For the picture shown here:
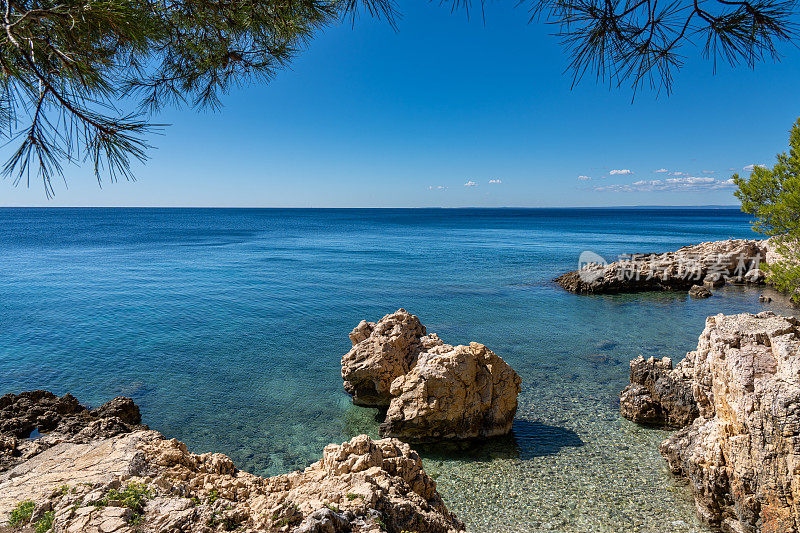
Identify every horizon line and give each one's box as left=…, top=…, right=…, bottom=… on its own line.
left=0, top=204, right=743, bottom=209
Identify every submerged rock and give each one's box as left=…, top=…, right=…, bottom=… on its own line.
left=621, top=312, right=800, bottom=532
left=0, top=395, right=465, bottom=533
left=556, top=239, right=765, bottom=294
left=342, top=310, right=522, bottom=442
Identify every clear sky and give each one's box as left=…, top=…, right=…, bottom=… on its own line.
left=2, top=3, right=800, bottom=207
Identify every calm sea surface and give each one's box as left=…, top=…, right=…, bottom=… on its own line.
left=1, top=207, right=795, bottom=532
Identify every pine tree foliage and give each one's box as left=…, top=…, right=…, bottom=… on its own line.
left=734, top=117, right=800, bottom=302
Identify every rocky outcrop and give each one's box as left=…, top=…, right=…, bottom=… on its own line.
left=621, top=312, right=800, bottom=532
left=619, top=356, right=698, bottom=428
left=341, top=310, right=522, bottom=442
left=381, top=342, right=521, bottom=442
left=0, top=395, right=464, bottom=533
left=556, top=239, right=766, bottom=294
left=0, top=390, right=144, bottom=471
left=341, top=309, right=433, bottom=407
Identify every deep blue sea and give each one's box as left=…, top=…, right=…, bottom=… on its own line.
left=1, top=207, right=794, bottom=532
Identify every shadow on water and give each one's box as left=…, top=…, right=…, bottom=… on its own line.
left=417, top=419, right=584, bottom=462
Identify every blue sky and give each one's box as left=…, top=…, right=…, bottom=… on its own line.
left=2, top=3, right=800, bottom=207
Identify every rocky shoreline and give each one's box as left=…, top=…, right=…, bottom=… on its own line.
left=555, top=238, right=771, bottom=295
left=0, top=391, right=465, bottom=533
left=620, top=311, right=800, bottom=532
left=4, top=283, right=799, bottom=531
left=1, top=309, right=525, bottom=533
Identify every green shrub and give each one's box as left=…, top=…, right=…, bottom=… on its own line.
left=8, top=500, right=35, bottom=527
left=93, top=482, right=151, bottom=524
left=35, top=511, right=55, bottom=533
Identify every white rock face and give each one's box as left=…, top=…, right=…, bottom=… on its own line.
left=341, top=309, right=430, bottom=407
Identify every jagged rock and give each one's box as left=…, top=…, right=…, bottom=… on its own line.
left=688, top=285, right=712, bottom=299
left=619, top=356, right=698, bottom=427
left=341, top=309, right=431, bottom=407
left=622, top=312, right=800, bottom=532
left=380, top=342, right=521, bottom=442
left=743, top=268, right=767, bottom=284
left=0, top=426, right=464, bottom=533
left=0, top=391, right=145, bottom=472
left=342, top=310, right=522, bottom=442
left=703, top=273, right=726, bottom=288
left=293, top=508, right=354, bottom=533
left=555, top=239, right=765, bottom=294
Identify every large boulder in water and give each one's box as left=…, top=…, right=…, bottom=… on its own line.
left=341, top=310, right=522, bottom=442
left=621, top=312, right=800, bottom=532
left=341, top=309, right=432, bottom=407
left=380, top=341, right=521, bottom=442
left=619, top=356, right=698, bottom=427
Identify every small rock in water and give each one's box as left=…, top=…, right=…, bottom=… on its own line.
left=688, top=285, right=712, bottom=299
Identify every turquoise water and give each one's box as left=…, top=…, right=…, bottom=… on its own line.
left=1, top=207, right=795, bottom=531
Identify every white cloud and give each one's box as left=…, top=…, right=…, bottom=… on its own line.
left=577, top=175, right=592, bottom=181
left=594, top=176, right=737, bottom=193
left=488, top=179, right=502, bottom=184
left=702, top=170, right=716, bottom=174
left=428, top=185, right=447, bottom=190
left=729, top=167, right=737, bottom=171
left=464, top=181, right=477, bottom=187
left=609, top=169, right=633, bottom=175
left=654, top=168, right=669, bottom=173
left=743, top=164, right=766, bottom=172
left=665, top=176, right=715, bottom=184
left=669, top=171, right=688, bottom=176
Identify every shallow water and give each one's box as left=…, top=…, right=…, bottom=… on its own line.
left=0, top=207, right=795, bottom=532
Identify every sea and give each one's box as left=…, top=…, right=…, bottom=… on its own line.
left=1, top=207, right=794, bottom=532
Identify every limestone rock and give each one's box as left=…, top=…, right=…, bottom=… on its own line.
left=341, top=309, right=430, bottom=407
left=0, top=391, right=145, bottom=472
left=743, top=268, right=767, bottom=284
left=380, top=342, right=521, bottom=442
left=703, top=273, right=726, bottom=288
left=0, top=428, right=464, bottom=533
left=342, top=310, right=522, bottom=442
left=619, top=356, right=698, bottom=427
left=622, top=312, right=800, bottom=531
left=688, top=285, right=712, bottom=299
left=555, top=239, right=765, bottom=294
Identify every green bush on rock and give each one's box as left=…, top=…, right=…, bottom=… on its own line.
left=8, top=500, right=35, bottom=527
